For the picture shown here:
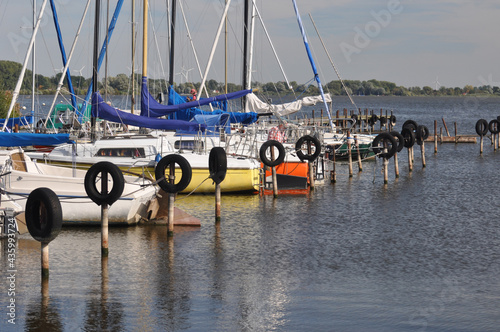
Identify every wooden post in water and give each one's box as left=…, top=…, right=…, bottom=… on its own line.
left=271, top=148, right=278, bottom=198
left=101, top=203, right=109, bottom=256
left=408, top=146, right=413, bottom=172
left=434, top=120, right=438, bottom=154
left=383, top=157, right=389, bottom=184
left=356, top=136, right=362, bottom=172
left=101, top=171, right=109, bottom=257
left=394, top=151, right=400, bottom=178
left=167, top=163, right=175, bottom=236
left=454, top=122, right=458, bottom=144
left=331, top=150, right=337, bottom=183
left=307, top=141, right=315, bottom=190
left=420, top=141, right=426, bottom=168
left=347, top=131, right=353, bottom=178
left=215, top=183, right=221, bottom=222
left=442, top=118, right=450, bottom=137
left=41, top=242, right=49, bottom=279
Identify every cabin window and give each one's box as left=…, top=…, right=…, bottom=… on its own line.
left=95, top=148, right=145, bottom=158
left=174, top=140, right=203, bottom=150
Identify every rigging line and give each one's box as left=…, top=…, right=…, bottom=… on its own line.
left=147, top=1, right=168, bottom=85
left=309, top=13, right=358, bottom=111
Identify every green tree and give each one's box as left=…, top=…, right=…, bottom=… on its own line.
left=0, top=90, right=21, bottom=119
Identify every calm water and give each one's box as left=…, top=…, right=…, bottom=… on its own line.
left=2, top=96, right=500, bottom=331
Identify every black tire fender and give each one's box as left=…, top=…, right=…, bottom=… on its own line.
left=260, top=140, right=286, bottom=167
left=401, top=127, right=416, bottom=148
left=416, top=125, right=430, bottom=145
left=475, top=119, right=489, bottom=136
left=25, top=187, right=62, bottom=243
left=372, top=133, right=398, bottom=159
left=390, top=131, right=405, bottom=152
left=155, top=154, right=192, bottom=193
left=488, top=119, right=500, bottom=134
left=209, top=147, right=227, bottom=185
left=84, top=161, right=125, bottom=206
left=403, top=119, right=418, bottom=132
left=389, top=115, right=397, bottom=125
left=295, top=135, right=322, bottom=161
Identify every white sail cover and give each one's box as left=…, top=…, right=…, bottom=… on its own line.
left=245, top=93, right=331, bottom=117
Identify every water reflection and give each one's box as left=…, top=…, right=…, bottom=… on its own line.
left=24, top=278, right=63, bottom=331
left=83, top=257, right=124, bottom=331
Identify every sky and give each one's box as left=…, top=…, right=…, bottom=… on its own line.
left=0, top=0, right=499, bottom=89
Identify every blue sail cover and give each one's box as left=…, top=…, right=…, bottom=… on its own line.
left=0, top=132, right=71, bottom=147
left=177, top=113, right=230, bottom=136
left=92, top=92, right=206, bottom=132
left=0, top=116, right=33, bottom=129
left=165, top=87, right=259, bottom=125
left=140, top=76, right=255, bottom=120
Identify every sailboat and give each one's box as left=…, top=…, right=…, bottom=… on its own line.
left=27, top=0, right=261, bottom=194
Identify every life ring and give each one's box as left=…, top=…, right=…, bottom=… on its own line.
left=295, top=135, right=321, bottom=161
left=84, top=161, right=125, bottom=206
left=390, top=131, right=405, bottom=152
left=209, top=147, right=227, bottom=185
left=416, top=125, right=430, bottom=145
left=260, top=140, right=286, bottom=167
left=155, top=154, right=192, bottom=193
left=488, top=119, right=500, bottom=134
left=403, top=119, right=418, bottom=132
left=475, top=119, right=489, bottom=136
left=401, top=127, right=416, bottom=148
left=25, top=187, right=62, bottom=243
left=371, top=132, right=398, bottom=159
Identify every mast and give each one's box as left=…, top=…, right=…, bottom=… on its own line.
left=168, top=0, right=176, bottom=88
left=291, top=0, right=334, bottom=131
left=31, top=0, right=36, bottom=131
left=91, top=0, right=101, bottom=141
left=1, top=0, right=49, bottom=132
left=142, top=0, right=148, bottom=78
left=242, top=0, right=249, bottom=109
left=131, top=0, right=136, bottom=114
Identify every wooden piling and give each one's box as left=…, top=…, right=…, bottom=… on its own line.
left=101, top=170, right=109, bottom=257
left=480, top=135, right=484, bottom=154
left=394, top=152, right=400, bottom=178
left=331, top=151, right=337, bottom=183
left=421, top=142, right=426, bottom=168
left=271, top=147, right=278, bottom=198
left=408, top=147, right=413, bottom=172
left=101, top=203, right=109, bottom=257
left=442, top=118, right=450, bottom=137
left=347, top=131, right=353, bottom=178
left=454, top=122, right=458, bottom=144
left=434, top=120, right=438, bottom=154
left=167, top=163, right=175, bottom=236
left=356, top=136, right=363, bottom=172
left=41, top=242, right=49, bottom=279
left=215, top=184, right=221, bottom=222
left=383, top=157, right=389, bottom=184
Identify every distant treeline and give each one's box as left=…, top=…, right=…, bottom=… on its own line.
left=1, top=59, right=499, bottom=98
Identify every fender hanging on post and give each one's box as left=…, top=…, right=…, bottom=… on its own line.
left=401, top=127, right=416, bottom=148
left=488, top=119, right=500, bottom=134
left=390, top=131, right=405, bottom=152
left=295, top=135, right=321, bottom=161
left=155, top=154, right=192, bottom=193
left=416, top=125, right=430, bottom=145
left=84, top=161, right=125, bottom=206
left=475, top=119, right=489, bottom=136
left=260, top=140, right=286, bottom=167
left=25, top=187, right=62, bottom=243
left=372, top=132, right=398, bottom=159
left=209, top=147, right=227, bottom=185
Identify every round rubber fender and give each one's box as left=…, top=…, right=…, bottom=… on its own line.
left=155, top=154, right=192, bottom=193
left=209, top=147, right=227, bottom=185
left=389, top=114, right=397, bottom=125
left=416, top=125, right=430, bottom=145
left=371, top=133, right=398, bottom=159
left=84, top=161, right=125, bottom=206
left=260, top=140, right=286, bottom=167
left=295, top=135, right=322, bottom=161
left=371, top=114, right=379, bottom=122
left=475, top=119, right=489, bottom=136
left=488, top=119, right=500, bottom=134
left=390, top=131, right=405, bottom=152
left=403, top=119, right=418, bottom=132
left=401, top=127, right=416, bottom=148
left=25, top=187, right=62, bottom=243
left=351, top=114, right=359, bottom=122
left=379, top=116, right=387, bottom=125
